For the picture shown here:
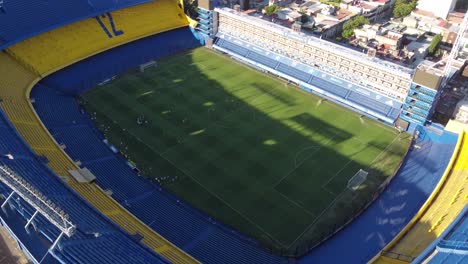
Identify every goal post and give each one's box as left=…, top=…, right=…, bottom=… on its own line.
left=347, top=169, right=368, bottom=191
left=139, top=60, right=157, bottom=72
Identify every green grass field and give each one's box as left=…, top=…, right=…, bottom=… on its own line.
left=82, top=47, right=411, bottom=254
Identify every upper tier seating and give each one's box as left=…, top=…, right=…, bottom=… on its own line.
left=0, top=29, right=197, bottom=264
left=374, top=132, right=468, bottom=263
left=0, top=108, right=168, bottom=264
left=0, top=0, right=151, bottom=50
left=6, top=0, right=189, bottom=75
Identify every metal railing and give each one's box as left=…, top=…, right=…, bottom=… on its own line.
left=0, top=165, right=75, bottom=237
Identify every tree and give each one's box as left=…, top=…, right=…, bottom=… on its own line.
left=428, top=34, right=443, bottom=54
left=393, top=0, right=417, bottom=18
left=341, top=15, right=370, bottom=40
left=264, top=4, right=281, bottom=16
left=183, top=0, right=198, bottom=19
left=319, top=0, right=341, bottom=8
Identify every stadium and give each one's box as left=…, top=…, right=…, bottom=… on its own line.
left=0, top=0, right=466, bottom=263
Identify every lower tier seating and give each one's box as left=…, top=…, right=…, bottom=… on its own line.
left=214, top=36, right=401, bottom=122
left=246, top=51, right=280, bottom=69
left=41, top=27, right=201, bottom=94
left=0, top=108, right=168, bottom=263
left=33, top=80, right=288, bottom=264
left=276, top=63, right=311, bottom=83
left=308, top=77, right=349, bottom=98
left=347, top=91, right=393, bottom=116
left=0, top=35, right=197, bottom=263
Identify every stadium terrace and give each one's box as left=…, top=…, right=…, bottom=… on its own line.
left=0, top=0, right=466, bottom=263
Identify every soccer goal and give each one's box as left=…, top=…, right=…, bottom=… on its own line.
left=139, top=60, right=157, bottom=72
left=347, top=169, right=368, bottom=191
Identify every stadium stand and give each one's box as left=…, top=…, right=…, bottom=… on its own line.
left=0, top=0, right=462, bottom=262
left=215, top=8, right=412, bottom=101
left=6, top=0, right=190, bottom=75
left=276, top=63, right=312, bottom=83
left=308, top=77, right=350, bottom=98
left=413, top=205, right=468, bottom=264
left=246, top=52, right=280, bottom=69
left=0, top=20, right=198, bottom=264
left=0, top=0, right=151, bottom=50
left=0, top=108, right=168, bottom=263
left=300, top=129, right=459, bottom=263
left=31, top=34, right=288, bottom=263
left=372, top=131, right=468, bottom=263
left=214, top=36, right=402, bottom=123
left=427, top=252, right=468, bottom=263
left=29, top=31, right=460, bottom=262
left=346, top=92, right=394, bottom=117
left=41, top=27, right=201, bottom=94
left=0, top=201, right=59, bottom=264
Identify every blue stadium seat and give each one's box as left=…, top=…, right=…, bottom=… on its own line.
left=33, top=32, right=288, bottom=264
left=308, top=76, right=350, bottom=98
left=347, top=91, right=393, bottom=116
left=246, top=52, right=279, bottom=69
left=41, top=27, right=201, bottom=94
left=387, top=107, right=401, bottom=119
left=276, top=63, right=311, bottom=82
left=428, top=252, right=467, bottom=264
left=420, top=208, right=468, bottom=263
left=301, top=131, right=458, bottom=263
left=214, top=36, right=400, bottom=123
left=34, top=74, right=288, bottom=264
left=0, top=198, right=60, bottom=263
left=0, top=108, right=168, bottom=263
left=31, top=29, right=458, bottom=263
left=0, top=0, right=151, bottom=49
left=217, top=39, right=250, bottom=57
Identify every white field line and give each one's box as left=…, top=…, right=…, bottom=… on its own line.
left=96, top=109, right=287, bottom=247
left=273, top=189, right=316, bottom=217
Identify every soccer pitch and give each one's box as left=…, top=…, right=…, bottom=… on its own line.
left=82, top=47, right=411, bottom=254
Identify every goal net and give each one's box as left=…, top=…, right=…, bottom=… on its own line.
left=347, top=169, right=368, bottom=191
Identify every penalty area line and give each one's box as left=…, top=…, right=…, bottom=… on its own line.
left=95, top=109, right=287, bottom=247
left=273, top=189, right=316, bottom=218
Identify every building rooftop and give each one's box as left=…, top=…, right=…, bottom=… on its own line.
left=413, top=9, right=437, bottom=19
left=216, top=7, right=415, bottom=77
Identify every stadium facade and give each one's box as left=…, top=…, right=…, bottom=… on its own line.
left=197, top=5, right=444, bottom=131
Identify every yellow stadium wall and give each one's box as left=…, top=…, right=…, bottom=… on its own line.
left=7, top=0, right=190, bottom=76
left=369, top=131, right=465, bottom=263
